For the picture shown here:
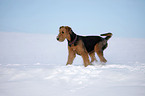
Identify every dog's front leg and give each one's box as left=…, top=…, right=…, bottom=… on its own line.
left=81, top=52, right=90, bottom=67
left=66, top=47, right=76, bottom=65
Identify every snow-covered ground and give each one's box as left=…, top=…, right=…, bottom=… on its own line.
left=0, top=32, right=145, bottom=96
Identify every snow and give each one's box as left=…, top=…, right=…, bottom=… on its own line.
left=0, top=32, right=145, bottom=96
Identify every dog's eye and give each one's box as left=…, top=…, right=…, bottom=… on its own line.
left=62, top=31, right=64, bottom=34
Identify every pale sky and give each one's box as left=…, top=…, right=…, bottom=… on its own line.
left=0, top=0, right=145, bottom=38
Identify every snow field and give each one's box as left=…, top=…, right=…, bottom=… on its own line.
left=0, top=32, right=145, bottom=96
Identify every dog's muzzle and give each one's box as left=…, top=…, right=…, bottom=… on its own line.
left=56, top=36, right=65, bottom=42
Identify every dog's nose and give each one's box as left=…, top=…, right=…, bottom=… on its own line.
left=57, top=37, right=59, bottom=41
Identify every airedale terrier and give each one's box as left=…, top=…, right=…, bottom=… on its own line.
left=57, top=26, right=112, bottom=67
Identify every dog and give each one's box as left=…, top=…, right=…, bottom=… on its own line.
left=56, top=26, right=112, bottom=67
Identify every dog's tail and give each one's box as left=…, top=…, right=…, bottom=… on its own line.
left=100, top=33, right=112, bottom=41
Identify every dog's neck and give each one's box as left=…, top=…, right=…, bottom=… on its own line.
left=67, top=30, right=77, bottom=46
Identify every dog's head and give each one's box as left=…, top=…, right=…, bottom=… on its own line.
left=56, top=26, right=72, bottom=42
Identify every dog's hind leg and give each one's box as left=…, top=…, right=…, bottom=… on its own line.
left=89, top=52, right=97, bottom=63
left=95, top=44, right=107, bottom=63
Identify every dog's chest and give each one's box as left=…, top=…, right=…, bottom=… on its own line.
left=70, top=45, right=81, bottom=55
left=70, top=44, right=86, bottom=55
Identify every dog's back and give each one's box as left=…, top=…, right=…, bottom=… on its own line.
left=80, top=36, right=103, bottom=53
left=80, top=33, right=112, bottom=54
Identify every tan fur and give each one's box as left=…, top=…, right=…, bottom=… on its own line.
left=67, top=40, right=90, bottom=67
left=89, top=52, right=97, bottom=63
left=94, top=43, right=107, bottom=63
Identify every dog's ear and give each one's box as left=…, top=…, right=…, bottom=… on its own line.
left=65, top=26, right=72, bottom=33
left=59, top=26, right=64, bottom=29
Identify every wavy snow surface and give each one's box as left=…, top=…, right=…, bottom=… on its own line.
left=0, top=32, right=145, bottom=96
